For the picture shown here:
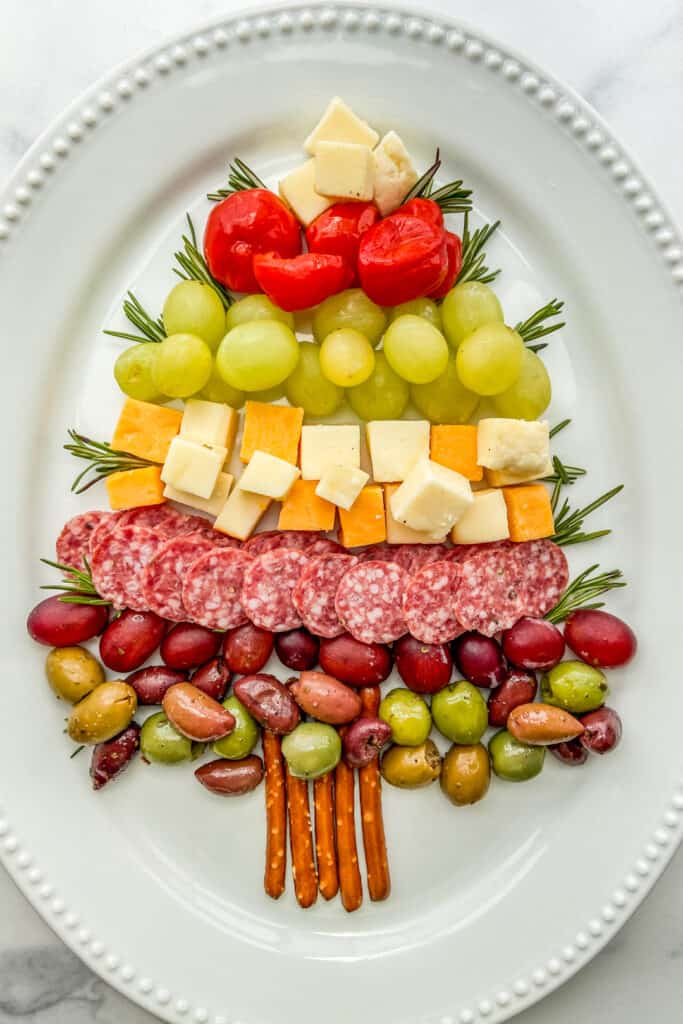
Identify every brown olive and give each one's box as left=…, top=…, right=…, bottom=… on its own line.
left=440, top=744, right=491, bottom=806
left=46, top=646, right=104, bottom=703
left=380, top=739, right=442, bottom=789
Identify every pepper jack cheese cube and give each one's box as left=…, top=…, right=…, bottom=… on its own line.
left=384, top=484, right=448, bottom=544
left=338, top=485, right=386, bottom=548
left=238, top=451, right=300, bottom=500
left=372, top=131, right=418, bottom=216
left=179, top=399, right=238, bottom=454
left=314, top=141, right=374, bottom=201
left=366, top=419, right=430, bottom=482
left=213, top=488, right=271, bottom=541
left=304, top=97, right=379, bottom=155
left=163, top=472, right=234, bottom=517
left=300, top=425, right=360, bottom=480
left=390, top=457, right=473, bottom=535
left=451, top=488, right=510, bottom=545
left=477, top=418, right=550, bottom=476
left=240, top=401, right=304, bottom=465
left=161, top=437, right=227, bottom=500
left=279, top=160, right=334, bottom=227
left=316, top=465, right=369, bottom=511
left=430, top=425, right=483, bottom=482
left=278, top=480, right=336, bottom=532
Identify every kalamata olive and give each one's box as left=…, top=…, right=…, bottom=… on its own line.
left=274, top=628, right=319, bottom=671
left=126, top=665, right=187, bottom=704
left=507, top=703, right=584, bottom=746
left=541, top=661, right=609, bottom=713
left=379, top=688, right=431, bottom=746
left=394, top=635, right=452, bottom=694
left=213, top=696, right=260, bottom=759
left=549, top=738, right=589, bottom=766
left=289, top=671, right=362, bottom=725
left=431, top=681, right=488, bottom=744
left=342, top=717, right=392, bottom=768
left=222, top=623, right=273, bottom=674
left=90, top=723, right=140, bottom=790
left=453, top=632, right=507, bottom=687
left=440, top=743, right=491, bottom=806
left=564, top=610, right=637, bottom=668
left=99, top=609, right=165, bottom=672
left=580, top=706, right=623, bottom=754
left=381, top=740, right=442, bottom=789
left=27, top=596, right=108, bottom=647
left=502, top=617, right=565, bottom=671
left=489, top=729, right=545, bottom=782
left=161, top=623, right=221, bottom=670
left=195, top=756, right=264, bottom=795
left=162, top=683, right=236, bottom=742
left=233, top=673, right=300, bottom=734
left=281, top=723, right=342, bottom=779
left=67, top=681, right=137, bottom=744
left=140, top=712, right=192, bottom=764
left=190, top=657, right=231, bottom=701
left=318, top=634, right=392, bottom=687
left=45, top=646, right=104, bottom=703
left=487, top=669, right=538, bottom=728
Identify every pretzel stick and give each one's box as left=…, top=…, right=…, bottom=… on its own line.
left=335, top=742, right=363, bottom=913
left=358, top=686, right=391, bottom=902
left=263, top=730, right=287, bottom=900
left=314, top=771, right=339, bottom=900
left=285, top=768, right=318, bottom=908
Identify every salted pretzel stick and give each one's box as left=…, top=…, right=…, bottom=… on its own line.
left=263, top=730, right=287, bottom=900
left=358, top=686, right=391, bottom=902
left=285, top=767, right=318, bottom=908
left=314, top=771, right=339, bottom=900
left=335, top=739, right=363, bottom=913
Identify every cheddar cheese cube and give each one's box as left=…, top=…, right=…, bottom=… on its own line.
left=163, top=472, right=233, bottom=517
left=390, top=457, right=473, bottom=535
left=338, top=485, right=386, bottom=548
left=485, top=458, right=553, bottom=487
left=214, top=488, right=270, bottom=541
left=451, top=488, right=510, bottom=544
left=111, top=398, right=182, bottom=464
left=316, top=465, right=369, bottom=510
left=240, top=401, right=304, bottom=465
left=430, top=425, right=483, bottom=482
left=300, top=424, right=360, bottom=480
left=366, top=420, right=430, bottom=482
left=106, top=466, right=165, bottom=510
left=180, top=399, right=238, bottom=454
left=477, top=419, right=550, bottom=476
left=278, top=480, right=336, bottom=532
left=315, top=141, right=374, bottom=201
left=384, top=484, right=447, bottom=544
left=161, top=437, right=226, bottom=500
left=238, top=451, right=300, bottom=500
left=304, top=97, right=379, bottom=155
left=279, top=160, right=334, bottom=227
left=503, top=483, right=555, bottom=542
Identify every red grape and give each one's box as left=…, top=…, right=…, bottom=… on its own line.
left=453, top=632, right=506, bottom=687
left=502, top=618, right=565, bottom=671
left=161, top=623, right=221, bottom=670
left=488, top=669, right=537, bottom=727
left=394, top=635, right=452, bottom=694
left=549, top=738, right=588, bottom=766
left=99, top=609, right=165, bottom=672
left=275, top=628, right=319, bottom=671
left=27, top=596, right=109, bottom=647
left=564, top=610, right=636, bottom=668
left=580, top=706, right=622, bottom=754
left=318, top=634, right=392, bottom=687
left=222, top=624, right=273, bottom=675
left=190, top=657, right=232, bottom=701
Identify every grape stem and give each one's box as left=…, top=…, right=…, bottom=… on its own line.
left=455, top=214, right=501, bottom=286
left=64, top=430, right=157, bottom=494
left=545, top=564, right=627, bottom=623
left=401, top=148, right=473, bottom=214
left=515, top=299, right=565, bottom=346
left=40, top=557, right=111, bottom=606
left=207, top=157, right=267, bottom=201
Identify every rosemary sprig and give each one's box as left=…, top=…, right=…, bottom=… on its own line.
left=402, top=149, right=472, bottom=214
left=551, top=483, right=624, bottom=546
left=543, top=455, right=586, bottom=486
left=64, top=430, right=157, bottom=494
left=70, top=745, right=85, bottom=759
left=207, top=157, right=267, bottom=201
left=103, top=291, right=165, bottom=344
left=402, top=149, right=441, bottom=201
left=545, top=564, right=627, bottom=624
left=515, top=298, right=565, bottom=348
left=456, top=214, right=501, bottom=285
left=549, top=418, right=571, bottom=439
left=172, top=214, right=232, bottom=309
left=40, top=557, right=110, bottom=606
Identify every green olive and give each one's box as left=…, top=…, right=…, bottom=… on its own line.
left=489, top=729, right=545, bottom=782
left=67, top=681, right=137, bottom=744
left=431, top=681, right=488, bottom=744
left=281, top=723, right=341, bottom=780
left=541, top=661, right=609, bottom=713
left=381, top=740, right=442, bottom=789
left=45, top=646, right=104, bottom=703
left=440, top=744, right=491, bottom=805
left=379, top=688, right=432, bottom=746
left=140, top=712, right=193, bottom=764
left=212, top=697, right=260, bottom=760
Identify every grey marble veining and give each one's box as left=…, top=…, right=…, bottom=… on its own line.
left=1, top=1, right=681, bottom=1021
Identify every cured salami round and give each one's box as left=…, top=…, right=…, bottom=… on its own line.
left=334, top=560, right=408, bottom=644
left=88, top=511, right=124, bottom=557
left=293, top=553, right=357, bottom=638
left=446, top=541, right=511, bottom=564
left=56, top=511, right=111, bottom=571
left=452, top=546, right=525, bottom=637
left=141, top=533, right=215, bottom=622
left=182, top=548, right=254, bottom=631
left=402, top=560, right=464, bottom=644
left=173, top=514, right=241, bottom=548
left=511, top=539, right=569, bottom=618
left=117, top=504, right=188, bottom=537
left=90, top=525, right=163, bottom=611
left=240, top=548, right=310, bottom=632
left=244, top=530, right=339, bottom=557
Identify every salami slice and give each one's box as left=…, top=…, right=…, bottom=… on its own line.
left=511, top=539, right=569, bottom=619
left=304, top=536, right=345, bottom=557
left=141, top=533, right=215, bottom=622
left=183, top=548, right=254, bottom=631
left=334, top=560, right=408, bottom=644
left=240, top=548, right=310, bottom=632
left=452, top=546, right=525, bottom=637
left=446, top=541, right=512, bottom=564
left=117, top=504, right=188, bottom=538
left=174, top=514, right=241, bottom=548
left=89, top=511, right=124, bottom=557
left=293, top=553, right=358, bottom=638
left=56, top=511, right=111, bottom=571
left=244, top=530, right=310, bottom=555
left=90, top=524, right=163, bottom=611
left=402, top=560, right=464, bottom=644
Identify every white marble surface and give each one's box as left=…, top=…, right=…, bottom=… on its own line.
left=0, top=1, right=681, bottom=1021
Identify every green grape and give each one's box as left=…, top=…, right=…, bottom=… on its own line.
left=199, top=362, right=245, bottom=408
left=250, top=383, right=287, bottom=403
left=493, top=348, right=552, bottom=419
left=114, top=343, right=164, bottom=402
left=319, top=328, right=375, bottom=387
left=410, top=353, right=479, bottom=424
left=152, top=333, right=212, bottom=398
left=216, top=320, right=299, bottom=392
left=313, top=288, right=386, bottom=346
left=383, top=315, right=449, bottom=384
left=388, top=298, right=442, bottom=331
left=441, top=282, right=503, bottom=349
left=162, top=281, right=226, bottom=351
left=225, top=295, right=294, bottom=331
left=347, top=352, right=409, bottom=421
left=456, top=323, right=524, bottom=396
left=285, top=342, right=344, bottom=417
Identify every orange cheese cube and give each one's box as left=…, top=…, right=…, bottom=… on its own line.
left=338, top=485, right=386, bottom=549
left=503, top=483, right=555, bottom=542
left=278, top=480, right=336, bottom=532
left=111, top=398, right=182, bottom=464
left=105, top=466, right=165, bottom=510
left=430, top=425, right=483, bottom=482
left=240, top=401, right=304, bottom=465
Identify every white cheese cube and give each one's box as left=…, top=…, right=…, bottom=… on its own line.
left=213, top=488, right=271, bottom=541
left=366, top=420, right=430, bottom=482
left=300, top=425, right=361, bottom=480
left=316, top=465, right=369, bottom=511
left=179, top=400, right=237, bottom=454
left=163, top=472, right=234, bottom=517
left=161, top=437, right=227, bottom=500
left=451, top=488, right=510, bottom=544
left=384, top=485, right=447, bottom=543
left=372, top=131, right=418, bottom=216
left=477, top=419, right=550, bottom=475
left=304, top=97, right=379, bottom=155
left=237, top=450, right=300, bottom=500
left=279, top=160, right=334, bottom=227
left=485, top=457, right=553, bottom=487
left=390, top=457, right=473, bottom=534
left=314, top=142, right=374, bottom=201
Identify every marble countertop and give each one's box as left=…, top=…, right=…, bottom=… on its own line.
left=0, top=1, right=681, bottom=1021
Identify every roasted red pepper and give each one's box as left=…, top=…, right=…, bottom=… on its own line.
left=430, top=231, right=463, bottom=299
left=253, top=253, right=354, bottom=312
left=306, top=202, right=380, bottom=272
left=357, top=213, right=448, bottom=306
left=399, top=197, right=444, bottom=230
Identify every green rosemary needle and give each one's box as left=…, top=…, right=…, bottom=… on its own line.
left=545, top=565, right=627, bottom=624
left=40, top=557, right=110, bottom=606
left=402, top=148, right=472, bottom=214
left=207, top=157, right=267, bottom=201
left=456, top=214, right=501, bottom=285
left=103, top=291, right=165, bottom=344
left=64, top=430, right=157, bottom=494
left=515, top=299, right=565, bottom=346
left=172, top=214, right=232, bottom=308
